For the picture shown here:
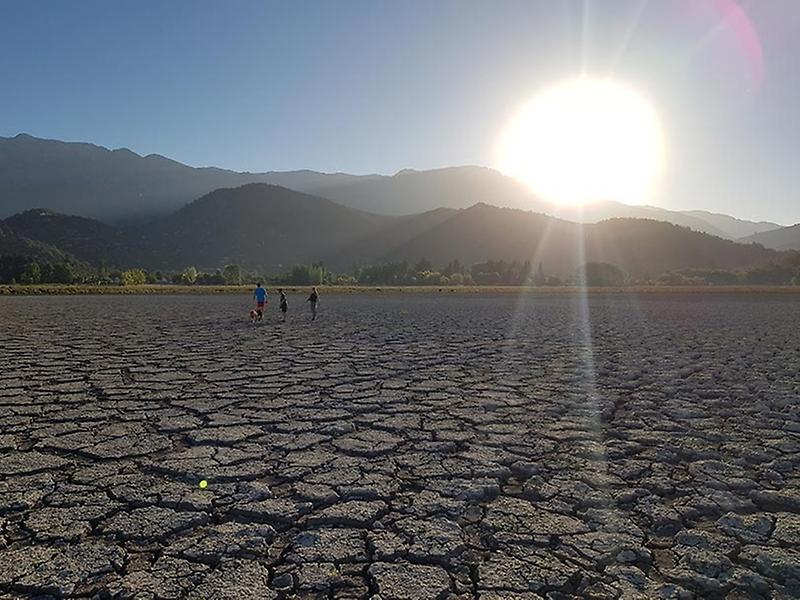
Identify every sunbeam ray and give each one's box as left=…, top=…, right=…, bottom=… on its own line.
left=502, top=215, right=559, bottom=348
left=607, top=0, right=651, bottom=76
left=581, top=0, right=591, bottom=76
left=572, top=218, right=611, bottom=480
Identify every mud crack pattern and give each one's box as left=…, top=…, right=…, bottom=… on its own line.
left=0, top=293, right=798, bottom=599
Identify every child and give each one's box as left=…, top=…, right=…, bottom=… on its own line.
left=253, top=282, right=268, bottom=320
left=278, top=288, right=288, bottom=322
left=306, top=286, right=319, bottom=320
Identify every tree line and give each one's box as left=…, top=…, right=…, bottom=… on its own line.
left=2, top=254, right=800, bottom=287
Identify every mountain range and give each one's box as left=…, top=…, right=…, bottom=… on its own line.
left=0, top=184, right=789, bottom=280
left=0, top=133, right=798, bottom=279
left=1, top=134, right=795, bottom=247
left=739, top=224, right=800, bottom=252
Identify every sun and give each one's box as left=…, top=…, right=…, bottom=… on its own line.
left=496, top=77, right=665, bottom=206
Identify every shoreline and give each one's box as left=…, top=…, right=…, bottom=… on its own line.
left=2, top=284, right=800, bottom=296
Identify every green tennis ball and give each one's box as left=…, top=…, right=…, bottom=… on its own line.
left=199, top=479, right=208, bottom=489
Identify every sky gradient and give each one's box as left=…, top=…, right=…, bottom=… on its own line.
left=1, top=0, right=798, bottom=223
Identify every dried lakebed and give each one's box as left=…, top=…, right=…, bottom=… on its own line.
left=0, top=293, right=798, bottom=599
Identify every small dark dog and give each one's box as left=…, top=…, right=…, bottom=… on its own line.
left=249, top=309, right=260, bottom=323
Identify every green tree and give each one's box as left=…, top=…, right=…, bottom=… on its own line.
left=121, top=269, right=147, bottom=286
left=222, top=264, right=242, bottom=285
left=533, top=261, right=546, bottom=286
left=418, top=270, right=442, bottom=285
left=181, top=266, right=198, bottom=285
left=414, top=258, right=432, bottom=273
left=334, top=274, right=357, bottom=286
left=741, top=264, right=794, bottom=285
left=51, top=262, right=76, bottom=284
left=312, top=262, right=329, bottom=285
left=355, top=262, right=409, bottom=285
left=274, top=263, right=328, bottom=285
left=20, top=262, right=42, bottom=284
left=443, top=260, right=464, bottom=276
left=578, top=262, right=626, bottom=287
left=196, top=270, right=225, bottom=285
left=0, top=256, right=29, bottom=284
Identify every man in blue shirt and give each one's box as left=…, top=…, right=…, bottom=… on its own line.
left=253, top=282, right=268, bottom=321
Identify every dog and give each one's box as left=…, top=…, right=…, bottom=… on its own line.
left=249, top=309, right=259, bottom=323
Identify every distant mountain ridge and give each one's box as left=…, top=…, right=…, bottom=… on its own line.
left=124, top=184, right=392, bottom=272
left=0, top=134, right=785, bottom=239
left=681, top=210, right=782, bottom=240
left=739, top=223, right=800, bottom=251
left=1, top=184, right=786, bottom=279
left=0, top=133, right=290, bottom=221
left=377, top=202, right=779, bottom=277
left=271, top=166, right=782, bottom=238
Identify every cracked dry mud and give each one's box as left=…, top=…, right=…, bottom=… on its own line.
left=0, top=293, right=798, bottom=600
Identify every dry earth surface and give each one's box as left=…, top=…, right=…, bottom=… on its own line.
left=0, top=293, right=798, bottom=600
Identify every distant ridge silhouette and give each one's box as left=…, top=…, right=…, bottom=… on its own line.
left=1, top=184, right=784, bottom=276
left=739, top=223, right=800, bottom=251
left=0, top=134, right=782, bottom=238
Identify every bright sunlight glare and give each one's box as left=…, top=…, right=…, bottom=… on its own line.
left=496, top=77, right=665, bottom=206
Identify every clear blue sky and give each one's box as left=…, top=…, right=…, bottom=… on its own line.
left=1, top=0, right=798, bottom=223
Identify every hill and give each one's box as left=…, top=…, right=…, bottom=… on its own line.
left=0, top=134, right=296, bottom=222
left=0, top=223, right=70, bottom=263
left=550, top=202, right=731, bottom=238
left=380, top=203, right=781, bottom=277
left=0, top=134, right=782, bottom=239
left=681, top=210, right=781, bottom=239
left=286, top=165, right=778, bottom=239
left=584, top=218, right=780, bottom=276
left=305, top=166, right=538, bottom=215
left=129, top=186, right=769, bottom=277
left=332, top=207, right=458, bottom=265
left=739, top=223, right=800, bottom=251
left=123, top=184, right=394, bottom=272
left=0, top=184, right=787, bottom=279
left=3, top=209, right=124, bottom=265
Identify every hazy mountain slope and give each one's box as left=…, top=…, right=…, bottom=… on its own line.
left=0, top=223, right=71, bottom=263
left=3, top=209, right=124, bottom=264
left=554, top=202, right=730, bottom=238
left=681, top=210, right=781, bottom=239
left=307, top=166, right=541, bottom=215
left=125, top=184, right=394, bottom=271
left=259, top=170, right=378, bottom=192
left=0, top=190, right=458, bottom=271
left=381, top=204, right=781, bottom=277
left=739, top=223, right=800, bottom=251
left=300, top=165, right=750, bottom=238
left=572, top=205, right=781, bottom=240
left=381, top=203, right=579, bottom=273
left=0, top=134, right=292, bottom=222
left=584, top=219, right=779, bottom=276
left=1, top=134, right=776, bottom=240
left=333, top=207, right=458, bottom=266
left=1, top=187, right=784, bottom=278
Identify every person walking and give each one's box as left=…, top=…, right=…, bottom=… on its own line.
left=253, top=282, right=268, bottom=321
left=306, top=286, right=319, bottom=320
left=278, top=288, right=288, bottom=322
